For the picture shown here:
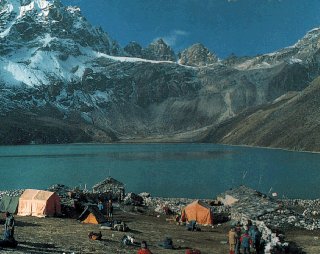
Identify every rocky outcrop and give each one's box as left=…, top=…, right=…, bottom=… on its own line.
left=267, top=63, right=309, bottom=100
left=218, top=185, right=320, bottom=231
left=124, top=41, right=143, bottom=58
left=143, top=38, right=176, bottom=61
left=179, top=43, right=218, bottom=67
left=0, top=0, right=122, bottom=56
left=203, top=77, right=320, bottom=152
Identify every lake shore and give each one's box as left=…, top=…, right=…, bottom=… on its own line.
left=0, top=203, right=319, bottom=254
left=1, top=186, right=320, bottom=253
left=1, top=143, right=320, bottom=199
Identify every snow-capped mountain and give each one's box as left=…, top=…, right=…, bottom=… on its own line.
left=0, top=0, right=121, bottom=87
left=1, top=0, right=320, bottom=145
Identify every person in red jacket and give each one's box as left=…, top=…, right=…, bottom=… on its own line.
left=137, top=241, right=153, bottom=254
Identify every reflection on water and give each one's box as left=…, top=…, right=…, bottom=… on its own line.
left=0, top=143, right=319, bottom=199
left=0, top=150, right=233, bottom=160
left=106, top=150, right=234, bottom=161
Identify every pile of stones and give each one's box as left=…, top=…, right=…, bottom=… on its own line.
left=282, top=198, right=320, bottom=217
left=142, top=195, right=194, bottom=214
left=0, top=189, right=24, bottom=199
left=217, top=185, right=280, bottom=221
left=259, top=208, right=320, bottom=230
left=47, top=184, right=76, bottom=207
left=123, top=192, right=194, bottom=214
left=218, top=185, right=320, bottom=253
left=217, top=186, right=290, bottom=252
left=48, top=184, right=72, bottom=197
left=123, top=192, right=144, bottom=206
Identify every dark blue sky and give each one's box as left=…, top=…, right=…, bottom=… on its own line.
left=61, top=0, right=320, bottom=58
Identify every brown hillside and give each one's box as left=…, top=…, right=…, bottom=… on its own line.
left=203, top=77, right=320, bottom=152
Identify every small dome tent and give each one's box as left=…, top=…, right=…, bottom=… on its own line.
left=78, top=205, right=107, bottom=224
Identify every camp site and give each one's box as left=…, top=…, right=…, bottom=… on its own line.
left=0, top=179, right=320, bottom=253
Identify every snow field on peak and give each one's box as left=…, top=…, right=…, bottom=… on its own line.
left=0, top=0, right=20, bottom=38
left=0, top=57, right=48, bottom=87
left=17, top=0, right=51, bottom=19
left=0, top=0, right=52, bottom=38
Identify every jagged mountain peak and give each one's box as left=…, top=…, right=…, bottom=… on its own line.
left=151, top=38, right=167, bottom=45
left=144, top=38, right=176, bottom=61
left=178, top=43, right=218, bottom=67
left=295, top=27, right=320, bottom=45
left=228, top=27, right=320, bottom=71
left=291, top=27, right=320, bottom=56
left=1, top=0, right=57, bottom=22
left=124, top=41, right=143, bottom=58
left=0, top=0, right=118, bottom=47
left=0, top=0, right=122, bottom=87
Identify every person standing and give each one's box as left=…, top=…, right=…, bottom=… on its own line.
left=252, top=225, right=262, bottom=254
left=108, top=200, right=113, bottom=219
left=228, top=227, right=237, bottom=254
left=235, top=222, right=242, bottom=254
left=97, top=200, right=104, bottom=213
left=3, top=212, right=15, bottom=240
left=240, top=230, right=252, bottom=254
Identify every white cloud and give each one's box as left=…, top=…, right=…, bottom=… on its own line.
left=173, top=30, right=189, bottom=36
left=154, top=30, right=189, bottom=47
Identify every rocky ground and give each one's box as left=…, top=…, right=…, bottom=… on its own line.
left=0, top=205, right=230, bottom=254
left=0, top=205, right=319, bottom=254
left=1, top=186, right=320, bottom=253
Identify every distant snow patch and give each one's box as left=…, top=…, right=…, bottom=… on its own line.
left=288, top=57, right=302, bottom=64
left=66, top=6, right=81, bottom=14
left=95, top=52, right=174, bottom=64
left=92, top=90, right=112, bottom=103
left=41, top=33, right=54, bottom=47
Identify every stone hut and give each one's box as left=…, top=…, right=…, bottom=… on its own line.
left=92, top=177, right=125, bottom=201
left=217, top=185, right=279, bottom=221
left=217, top=186, right=284, bottom=253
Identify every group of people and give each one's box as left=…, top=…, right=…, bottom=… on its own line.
left=228, top=220, right=262, bottom=254
left=97, top=199, right=114, bottom=219
left=2, top=209, right=265, bottom=254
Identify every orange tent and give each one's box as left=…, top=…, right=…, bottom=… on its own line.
left=182, top=200, right=213, bottom=225
left=78, top=205, right=107, bottom=224
left=18, top=189, right=61, bottom=217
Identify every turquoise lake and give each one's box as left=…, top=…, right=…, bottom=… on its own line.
left=0, top=143, right=319, bottom=199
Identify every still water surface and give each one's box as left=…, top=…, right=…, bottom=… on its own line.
left=0, top=143, right=319, bottom=199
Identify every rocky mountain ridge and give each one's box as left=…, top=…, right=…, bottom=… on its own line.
left=202, top=77, right=320, bottom=152
left=1, top=0, right=320, bottom=149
